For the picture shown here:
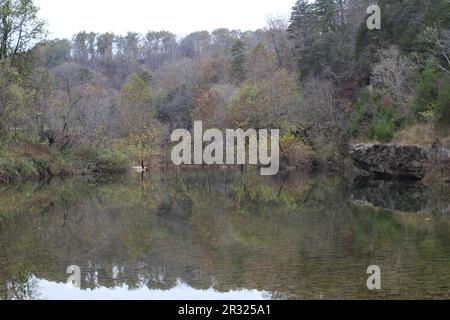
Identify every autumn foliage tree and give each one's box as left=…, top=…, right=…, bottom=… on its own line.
left=228, top=44, right=301, bottom=130
left=119, top=74, right=162, bottom=167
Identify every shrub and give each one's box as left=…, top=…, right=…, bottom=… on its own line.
left=349, top=88, right=373, bottom=137
left=0, top=149, right=39, bottom=183
left=413, top=58, right=449, bottom=125
left=311, top=133, right=349, bottom=171
left=91, top=145, right=132, bottom=174
left=434, top=76, right=450, bottom=126
left=280, top=133, right=313, bottom=168
left=350, top=88, right=398, bottom=142
left=414, top=58, right=439, bottom=116
left=367, top=104, right=397, bottom=142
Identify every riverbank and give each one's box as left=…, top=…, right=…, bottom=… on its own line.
left=0, top=142, right=131, bottom=184
left=1, top=139, right=449, bottom=186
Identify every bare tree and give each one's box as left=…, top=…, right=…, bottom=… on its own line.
left=371, top=46, right=418, bottom=119
left=266, top=15, right=295, bottom=72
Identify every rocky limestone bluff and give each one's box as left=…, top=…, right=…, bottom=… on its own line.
left=350, top=144, right=431, bottom=180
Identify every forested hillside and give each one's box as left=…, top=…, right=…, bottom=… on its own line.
left=0, top=0, right=449, bottom=184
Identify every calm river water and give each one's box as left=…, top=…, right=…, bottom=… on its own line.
left=0, top=169, right=449, bottom=299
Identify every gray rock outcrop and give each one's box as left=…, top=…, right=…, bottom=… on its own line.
left=350, top=144, right=429, bottom=180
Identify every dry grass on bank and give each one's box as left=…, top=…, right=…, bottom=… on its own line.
left=393, top=124, right=437, bottom=147
left=394, top=124, right=450, bottom=148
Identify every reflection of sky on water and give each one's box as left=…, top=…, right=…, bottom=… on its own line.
left=2, top=172, right=450, bottom=300
left=29, top=277, right=269, bottom=300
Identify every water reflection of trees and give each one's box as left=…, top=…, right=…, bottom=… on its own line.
left=0, top=171, right=449, bottom=299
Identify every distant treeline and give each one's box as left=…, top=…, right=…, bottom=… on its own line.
left=0, top=0, right=449, bottom=183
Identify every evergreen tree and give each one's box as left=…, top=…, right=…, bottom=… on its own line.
left=288, top=0, right=317, bottom=78
left=230, top=39, right=246, bottom=83
left=288, top=0, right=311, bottom=34
left=313, top=0, right=337, bottom=33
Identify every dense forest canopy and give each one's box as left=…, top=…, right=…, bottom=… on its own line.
left=0, top=0, right=449, bottom=183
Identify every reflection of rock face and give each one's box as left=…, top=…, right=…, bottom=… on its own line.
left=350, top=144, right=428, bottom=179
left=351, top=177, right=429, bottom=212
left=1, top=171, right=450, bottom=300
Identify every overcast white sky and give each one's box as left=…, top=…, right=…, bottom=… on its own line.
left=35, top=0, right=296, bottom=39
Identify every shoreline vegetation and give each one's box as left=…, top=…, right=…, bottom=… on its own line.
left=1, top=0, right=449, bottom=186
left=1, top=138, right=448, bottom=185
left=0, top=141, right=132, bottom=184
